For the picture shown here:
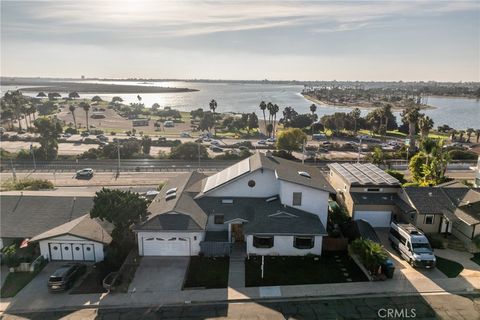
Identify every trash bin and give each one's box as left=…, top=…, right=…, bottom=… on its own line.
left=384, top=259, right=395, bottom=279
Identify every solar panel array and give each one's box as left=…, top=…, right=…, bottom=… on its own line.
left=203, top=157, right=251, bottom=192
left=329, top=162, right=399, bottom=186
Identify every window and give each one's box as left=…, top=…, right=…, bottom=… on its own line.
left=253, top=236, right=274, bottom=248
left=63, top=246, right=69, bottom=251
left=294, top=236, right=315, bottom=249
left=425, top=214, right=435, bottom=225
left=86, top=247, right=91, bottom=251
left=366, top=188, right=380, bottom=192
left=75, top=246, right=80, bottom=251
left=194, top=236, right=197, bottom=241
left=214, top=214, right=224, bottom=224
left=248, top=180, right=256, bottom=188
left=292, top=192, right=302, bottom=206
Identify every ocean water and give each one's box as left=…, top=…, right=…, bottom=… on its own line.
left=3, top=80, right=479, bottom=129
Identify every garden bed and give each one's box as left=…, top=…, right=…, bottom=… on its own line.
left=245, top=252, right=367, bottom=287
left=183, top=256, right=229, bottom=289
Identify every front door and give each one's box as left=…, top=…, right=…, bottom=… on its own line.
left=231, top=224, right=244, bottom=242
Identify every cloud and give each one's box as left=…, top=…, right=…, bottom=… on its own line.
left=3, top=0, right=478, bottom=39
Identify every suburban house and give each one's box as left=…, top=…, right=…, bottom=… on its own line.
left=134, top=152, right=335, bottom=257
left=327, top=162, right=414, bottom=227
left=398, top=182, right=480, bottom=252
left=0, top=195, right=111, bottom=262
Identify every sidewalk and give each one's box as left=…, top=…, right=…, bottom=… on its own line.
left=2, top=267, right=479, bottom=314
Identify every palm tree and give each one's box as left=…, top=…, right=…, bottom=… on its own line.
left=309, top=103, right=317, bottom=137
left=271, top=104, right=279, bottom=138
left=69, top=105, right=77, bottom=129
left=209, top=99, right=217, bottom=136
left=266, top=102, right=273, bottom=130
left=419, top=115, right=434, bottom=139
left=28, top=105, right=37, bottom=122
left=466, top=128, right=474, bottom=143
left=401, top=105, right=421, bottom=153
left=449, top=129, right=457, bottom=141
left=458, top=130, right=465, bottom=142
left=259, top=101, right=267, bottom=134
left=80, top=102, right=91, bottom=130
left=476, top=129, right=480, bottom=143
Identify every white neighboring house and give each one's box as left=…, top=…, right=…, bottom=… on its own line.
left=134, top=152, right=335, bottom=257
left=30, top=214, right=112, bottom=262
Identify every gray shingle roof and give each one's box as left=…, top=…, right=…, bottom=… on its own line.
left=196, top=197, right=327, bottom=235
left=30, top=214, right=112, bottom=244
left=404, top=187, right=480, bottom=225
left=350, top=192, right=415, bottom=213
left=137, top=171, right=208, bottom=231
left=1, top=195, right=94, bottom=239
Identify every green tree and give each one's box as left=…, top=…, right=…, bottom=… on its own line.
left=36, top=92, right=46, bottom=98
left=247, top=112, right=259, bottom=133
left=90, top=188, right=147, bottom=249
left=170, top=142, right=209, bottom=160
left=466, top=128, right=474, bottom=142
left=350, top=108, right=361, bottom=133
left=47, top=92, right=61, bottom=101
left=69, top=105, right=77, bottom=129
left=209, top=99, right=218, bottom=136
left=199, top=111, right=215, bottom=132
left=111, top=96, right=123, bottom=104
left=141, top=136, right=152, bottom=154
left=33, top=117, right=63, bottom=160
left=68, top=92, right=80, bottom=99
left=368, top=147, right=386, bottom=166
left=401, top=105, right=422, bottom=153
left=91, top=96, right=103, bottom=103
left=419, top=115, right=434, bottom=139
left=276, top=128, right=307, bottom=154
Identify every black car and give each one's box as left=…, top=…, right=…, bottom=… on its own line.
left=48, top=263, right=86, bottom=292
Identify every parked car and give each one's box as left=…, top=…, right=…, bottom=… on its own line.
left=266, top=137, right=276, bottom=143
left=180, top=132, right=191, bottom=138
left=62, top=133, right=72, bottom=138
left=210, top=140, right=220, bottom=146
left=75, top=168, right=94, bottom=178
left=257, top=140, right=267, bottom=145
left=238, top=146, right=249, bottom=151
left=194, top=138, right=203, bottom=143
left=96, top=134, right=108, bottom=142
left=164, top=120, right=174, bottom=127
left=202, top=137, right=212, bottom=142
left=81, top=131, right=90, bottom=137
left=389, top=222, right=436, bottom=268
left=318, top=147, right=329, bottom=153
left=48, top=263, right=86, bottom=292
left=312, top=133, right=327, bottom=141
left=210, top=146, right=223, bottom=152
left=321, top=141, right=332, bottom=147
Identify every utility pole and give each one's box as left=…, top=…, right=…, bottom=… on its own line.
left=30, top=143, right=36, bottom=171
left=116, top=140, right=121, bottom=177
left=357, top=138, right=362, bottom=163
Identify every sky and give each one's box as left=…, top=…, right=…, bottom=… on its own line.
left=1, top=0, right=479, bottom=81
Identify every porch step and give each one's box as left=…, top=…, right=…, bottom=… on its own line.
left=446, top=236, right=467, bottom=252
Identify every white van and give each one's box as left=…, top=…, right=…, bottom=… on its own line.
left=388, top=222, right=436, bottom=268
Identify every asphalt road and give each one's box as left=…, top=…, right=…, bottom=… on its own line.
left=2, top=293, right=479, bottom=320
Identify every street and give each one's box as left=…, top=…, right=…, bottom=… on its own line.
left=2, top=293, right=479, bottom=320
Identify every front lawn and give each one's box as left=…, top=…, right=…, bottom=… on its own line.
left=470, top=253, right=480, bottom=267
left=1, top=264, right=46, bottom=298
left=183, top=256, right=229, bottom=289
left=435, top=256, right=464, bottom=278
left=245, top=253, right=367, bottom=287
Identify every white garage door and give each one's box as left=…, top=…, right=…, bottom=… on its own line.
left=142, top=236, right=190, bottom=256
left=354, top=211, right=392, bottom=228
left=48, top=243, right=96, bottom=261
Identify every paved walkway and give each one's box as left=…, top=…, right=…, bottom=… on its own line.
left=0, top=265, right=9, bottom=288
left=228, top=242, right=246, bottom=288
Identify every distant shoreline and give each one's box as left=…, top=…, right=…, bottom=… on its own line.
left=1, top=80, right=198, bottom=94
left=301, top=93, right=435, bottom=111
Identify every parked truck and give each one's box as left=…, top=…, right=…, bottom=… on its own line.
left=388, top=222, right=436, bottom=268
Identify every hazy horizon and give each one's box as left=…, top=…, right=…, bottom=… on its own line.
left=2, top=1, right=479, bottom=82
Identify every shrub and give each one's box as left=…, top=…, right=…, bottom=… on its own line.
left=385, top=169, right=406, bottom=184
left=447, top=149, right=477, bottom=160
left=2, top=244, right=20, bottom=268
left=350, top=238, right=388, bottom=275
left=2, top=178, right=54, bottom=191
left=402, top=182, right=419, bottom=187
left=64, top=127, right=78, bottom=134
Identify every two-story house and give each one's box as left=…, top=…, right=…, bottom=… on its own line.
left=134, top=152, right=335, bottom=256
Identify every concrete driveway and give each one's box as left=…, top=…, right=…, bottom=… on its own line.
left=375, top=228, right=447, bottom=280
left=128, top=257, right=189, bottom=293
